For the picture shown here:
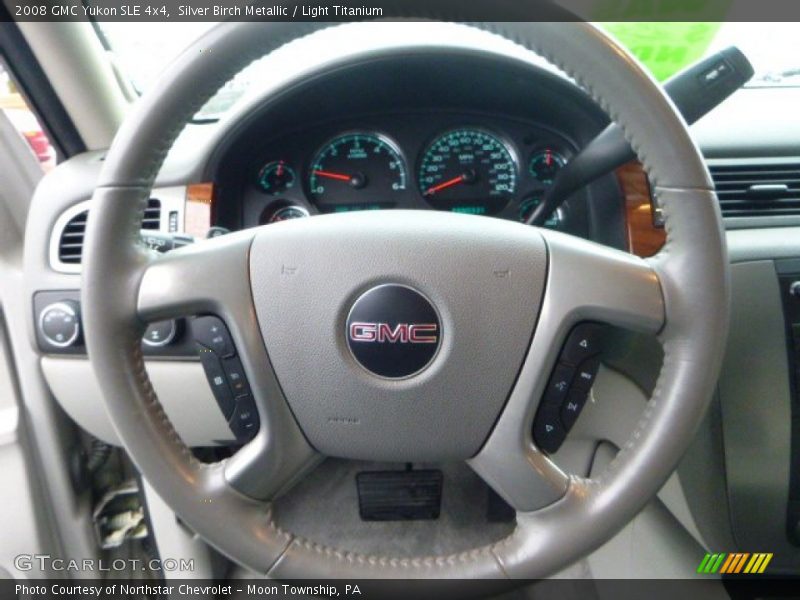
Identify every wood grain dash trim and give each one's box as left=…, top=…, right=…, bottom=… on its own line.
left=617, top=161, right=665, bottom=258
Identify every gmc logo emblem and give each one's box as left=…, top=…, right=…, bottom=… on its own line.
left=346, top=285, right=441, bottom=378
left=349, top=322, right=438, bottom=344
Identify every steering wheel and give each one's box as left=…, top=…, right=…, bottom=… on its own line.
left=82, top=17, right=729, bottom=579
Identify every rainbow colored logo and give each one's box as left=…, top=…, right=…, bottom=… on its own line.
left=697, top=553, right=773, bottom=575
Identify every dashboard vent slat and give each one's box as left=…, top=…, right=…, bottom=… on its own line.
left=709, top=163, right=800, bottom=218
left=142, top=198, right=162, bottom=230
left=57, top=198, right=161, bottom=265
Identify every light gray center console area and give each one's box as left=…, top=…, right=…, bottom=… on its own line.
left=717, top=230, right=800, bottom=571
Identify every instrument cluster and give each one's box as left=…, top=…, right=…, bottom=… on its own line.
left=238, top=113, right=581, bottom=231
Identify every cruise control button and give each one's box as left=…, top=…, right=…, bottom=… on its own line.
left=191, top=316, right=235, bottom=358
left=197, top=344, right=235, bottom=419
left=533, top=405, right=566, bottom=454
left=561, top=388, right=589, bottom=430
left=561, top=323, right=605, bottom=366
left=222, top=357, right=250, bottom=395
left=228, top=395, right=259, bottom=441
left=573, top=356, right=601, bottom=391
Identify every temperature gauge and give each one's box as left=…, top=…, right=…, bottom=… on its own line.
left=257, top=161, right=296, bottom=195
left=528, top=149, right=566, bottom=186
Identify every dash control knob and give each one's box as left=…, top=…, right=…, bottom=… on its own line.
left=39, top=301, right=81, bottom=348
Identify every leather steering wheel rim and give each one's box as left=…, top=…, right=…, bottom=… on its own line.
left=82, top=15, right=729, bottom=579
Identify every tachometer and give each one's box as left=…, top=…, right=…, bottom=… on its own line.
left=418, top=128, right=517, bottom=214
left=308, top=133, right=407, bottom=211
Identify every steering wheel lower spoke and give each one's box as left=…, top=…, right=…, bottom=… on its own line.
left=137, top=230, right=318, bottom=500
left=470, top=231, right=664, bottom=512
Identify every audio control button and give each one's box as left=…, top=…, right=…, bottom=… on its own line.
left=191, top=316, right=235, bottom=358
left=197, top=344, right=235, bottom=419
left=228, top=395, right=259, bottom=442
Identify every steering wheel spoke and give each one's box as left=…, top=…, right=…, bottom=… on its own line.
left=137, top=231, right=318, bottom=500
left=137, top=230, right=255, bottom=322
left=539, top=229, right=665, bottom=334
left=470, top=231, right=664, bottom=512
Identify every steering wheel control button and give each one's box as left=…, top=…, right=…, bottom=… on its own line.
left=533, top=405, right=566, bottom=454
left=228, top=395, right=259, bottom=442
left=533, top=322, right=607, bottom=453
left=39, top=301, right=81, bottom=348
left=192, top=316, right=235, bottom=357
left=345, top=284, right=441, bottom=379
left=191, top=316, right=235, bottom=358
left=142, top=320, right=177, bottom=347
left=543, top=363, right=576, bottom=405
left=197, top=345, right=235, bottom=419
left=222, top=357, right=250, bottom=395
left=560, top=388, right=589, bottom=431
left=561, top=322, right=605, bottom=365
left=573, top=356, right=601, bottom=391
left=192, top=316, right=256, bottom=435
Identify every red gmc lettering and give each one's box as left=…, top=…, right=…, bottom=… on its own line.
left=349, top=322, right=438, bottom=343
left=349, top=322, right=377, bottom=341
left=378, top=323, right=408, bottom=343
left=408, top=324, right=438, bottom=343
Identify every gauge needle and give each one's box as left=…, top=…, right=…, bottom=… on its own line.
left=313, top=169, right=352, bottom=182
left=424, top=174, right=466, bottom=196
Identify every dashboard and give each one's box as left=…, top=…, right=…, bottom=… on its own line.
left=202, top=51, right=632, bottom=252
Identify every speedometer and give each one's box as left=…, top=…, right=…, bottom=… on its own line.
left=418, top=128, right=517, bottom=215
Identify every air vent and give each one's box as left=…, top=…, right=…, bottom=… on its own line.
left=57, top=209, right=88, bottom=264
left=709, top=163, right=800, bottom=218
left=142, top=198, right=162, bottom=230
left=57, top=198, right=161, bottom=265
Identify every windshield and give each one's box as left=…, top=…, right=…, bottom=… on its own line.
left=98, top=22, right=800, bottom=119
